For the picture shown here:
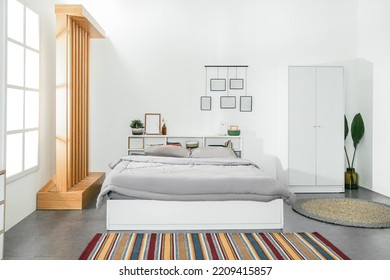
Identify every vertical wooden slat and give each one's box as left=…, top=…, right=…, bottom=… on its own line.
left=70, top=18, right=76, bottom=190
left=76, top=23, right=79, bottom=185
left=82, top=30, right=87, bottom=178
left=77, top=27, right=84, bottom=180
left=80, top=28, right=84, bottom=180
left=85, top=34, right=90, bottom=176
left=72, top=20, right=77, bottom=187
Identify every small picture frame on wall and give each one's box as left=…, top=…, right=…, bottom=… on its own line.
left=210, top=79, right=226, bottom=91
left=230, top=79, right=244, bottom=90
left=200, top=96, right=212, bottom=111
left=220, top=96, right=236, bottom=109
left=145, top=113, right=161, bottom=135
left=240, top=96, right=252, bottom=112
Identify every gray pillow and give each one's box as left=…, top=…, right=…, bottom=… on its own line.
left=190, top=146, right=237, bottom=158
left=145, top=145, right=190, bottom=158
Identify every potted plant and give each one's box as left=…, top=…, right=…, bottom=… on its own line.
left=130, top=119, right=144, bottom=135
left=344, top=113, right=365, bottom=189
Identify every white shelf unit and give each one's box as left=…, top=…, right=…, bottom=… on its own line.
left=0, top=169, right=5, bottom=260
left=128, top=135, right=242, bottom=157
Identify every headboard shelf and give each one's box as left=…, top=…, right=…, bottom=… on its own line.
left=127, top=135, right=242, bottom=157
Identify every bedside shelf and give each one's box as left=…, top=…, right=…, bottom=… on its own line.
left=127, top=135, right=242, bottom=157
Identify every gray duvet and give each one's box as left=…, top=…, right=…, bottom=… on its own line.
left=96, top=156, right=296, bottom=208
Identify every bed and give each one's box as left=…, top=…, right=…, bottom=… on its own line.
left=96, top=146, right=296, bottom=231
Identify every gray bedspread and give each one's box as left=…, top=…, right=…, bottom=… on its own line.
left=96, top=156, right=296, bottom=208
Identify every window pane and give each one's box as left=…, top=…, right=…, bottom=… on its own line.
left=6, top=133, right=23, bottom=177
left=6, top=88, right=24, bottom=131
left=25, top=7, right=39, bottom=50
left=7, top=0, right=24, bottom=43
left=25, top=49, right=39, bottom=89
left=24, top=130, right=39, bottom=170
left=25, top=91, right=39, bottom=129
left=7, top=41, right=24, bottom=86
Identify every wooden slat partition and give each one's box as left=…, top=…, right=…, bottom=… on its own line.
left=68, top=19, right=89, bottom=188
left=37, top=5, right=105, bottom=209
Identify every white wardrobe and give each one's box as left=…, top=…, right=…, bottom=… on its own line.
left=288, top=66, right=344, bottom=193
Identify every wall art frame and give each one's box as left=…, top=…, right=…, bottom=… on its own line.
left=200, top=96, right=212, bottom=111
left=240, top=96, right=252, bottom=112
left=220, top=96, right=236, bottom=109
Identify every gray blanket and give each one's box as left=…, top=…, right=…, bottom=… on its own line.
left=96, top=156, right=296, bottom=208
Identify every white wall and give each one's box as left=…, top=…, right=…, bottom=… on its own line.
left=0, top=0, right=56, bottom=230
left=55, top=0, right=358, bottom=177
left=358, top=0, right=390, bottom=197
left=343, top=58, right=373, bottom=190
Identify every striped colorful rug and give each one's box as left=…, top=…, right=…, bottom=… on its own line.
left=79, top=232, right=349, bottom=260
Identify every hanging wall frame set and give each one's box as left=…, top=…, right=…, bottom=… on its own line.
left=201, top=65, right=252, bottom=112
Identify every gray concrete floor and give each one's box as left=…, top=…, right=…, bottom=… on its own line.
left=4, top=188, right=390, bottom=260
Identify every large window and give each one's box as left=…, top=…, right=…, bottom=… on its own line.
left=5, top=0, right=40, bottom=180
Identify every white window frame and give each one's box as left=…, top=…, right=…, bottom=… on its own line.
left=4, top=0, right=40, bottom=182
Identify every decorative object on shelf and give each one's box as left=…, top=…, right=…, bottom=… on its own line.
left=130, top=119, right=144, bottom=135
left=128, top=137, right=144, bottom=150
left=185, top=141, right=199, bottom=149
left=145, top=113, right=161, bottom=135
left=167, top=141, right=182, bottom=147
left=219, top=122, right=227, bottom=136
left=220, top=96, right=236, bottom=109
left=344, top=113, right=365, bottom=189
left=162, top=118, right=167, bottom=135
left=224, top=140, right=233, bottom=149
left=228, top=125, right=240, bottom=136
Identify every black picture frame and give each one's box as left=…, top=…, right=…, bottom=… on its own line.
left=220, top=96, right=236, bottom=109
left=200, top=96, right=212, bottom=111
left=240, top=96, right=252, bottom=112
left=230, top=79, right=244, bottom=90
left=210, top=79, right=226, bottom=91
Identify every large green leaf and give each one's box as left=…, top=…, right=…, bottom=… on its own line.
left=351, top=113, right=365, bottom=148
left=344, top=115, right=349, bottom=140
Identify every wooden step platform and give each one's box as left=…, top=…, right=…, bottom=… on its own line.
left=37, top=172, right=105, bottom=210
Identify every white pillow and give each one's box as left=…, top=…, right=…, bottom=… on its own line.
left=190, top=146, right=237, bottom=158
left=145, top=145, right=190, bottom=158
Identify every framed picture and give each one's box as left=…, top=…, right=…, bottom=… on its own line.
left=220, top=96, right=236, bottom=109
left=240, top=96, right=252, bottom=112
left=145, top=113, right=161, bottom=135
left=210, top=79, right=226, bottom=91
left=200, top=96, right=212, bottom=111
left=230, top=79, right=244, bottom=90
left=128, top=137, right=144, bottom=150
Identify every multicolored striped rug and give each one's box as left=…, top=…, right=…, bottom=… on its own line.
left=79, top=232, right=349, bottom=260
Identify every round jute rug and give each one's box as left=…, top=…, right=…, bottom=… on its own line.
left=292, top=198, right=390, bottom=228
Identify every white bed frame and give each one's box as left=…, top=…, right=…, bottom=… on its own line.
left=106, top=199, right=284, bottom=231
